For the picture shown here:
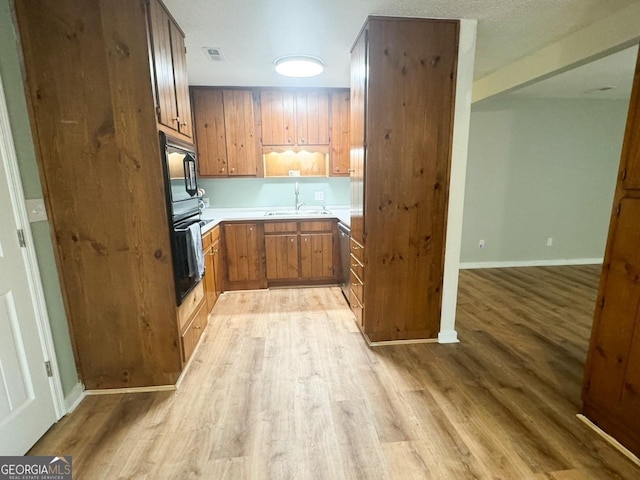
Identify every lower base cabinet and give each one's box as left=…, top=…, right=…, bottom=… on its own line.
left=264, top=220, right=338, bottom=286
left=177, top=280, right=207, bottom=365
left=203, top=226, right=222, bottom=312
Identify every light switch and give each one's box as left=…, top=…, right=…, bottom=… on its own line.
left=314, top=191, right=324, bottom=201
left=25, top=198, right=48, bottom=223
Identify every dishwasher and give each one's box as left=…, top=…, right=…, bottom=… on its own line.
left=338, top=222, right=351, bottom=304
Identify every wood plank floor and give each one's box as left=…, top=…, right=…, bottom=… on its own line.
left=30, top=266, right=640, bottom=479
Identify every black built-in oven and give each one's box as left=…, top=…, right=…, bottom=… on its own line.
left=160, top=132, right=203, bottom=305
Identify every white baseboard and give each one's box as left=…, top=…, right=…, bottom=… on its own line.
left=64, top=382, right=85, bottom=414
left=438, top=330, right=460, bottom=344
left=459, top=258, right=603, bottom=270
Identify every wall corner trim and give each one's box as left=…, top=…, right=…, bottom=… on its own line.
left=63, top=382, right=85, bottom=414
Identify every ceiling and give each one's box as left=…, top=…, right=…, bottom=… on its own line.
left=508, top=44, right=638, bottom=99
left=163, top=0, right=639, bottom=89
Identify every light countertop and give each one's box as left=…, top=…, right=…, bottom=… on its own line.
left=200, top=206, right=350, bottom=234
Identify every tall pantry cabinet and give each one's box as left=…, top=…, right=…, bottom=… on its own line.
left=14, top=0, right=194, bottom=389
left=349, top=17, right=459, bottom=343
left=582, top=49, right=640, bottom=457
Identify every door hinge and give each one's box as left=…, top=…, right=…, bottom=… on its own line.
left=45, top=361, right=53, bottom=378
left=600, top=297, right=605, bottom=309
left=616, top=203, right=622, bottom=217
left=17, top=229, right=26, bottom=247
left=622, top=168, right=627, bottom=181
left=155, top=106, right=161, bottom=117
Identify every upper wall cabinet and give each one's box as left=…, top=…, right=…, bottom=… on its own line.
left=330, top=90, right=350, bottom=176
left=260, top=90, right=330, bottom=146
left=147, top=0, right=193, bottom=140
left=192, top=88, right=259, bottom=177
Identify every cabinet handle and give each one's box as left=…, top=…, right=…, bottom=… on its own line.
left=287, top=137, right=292, bottom=143
left=291, top=238, right=294, bottom=242
left=300, top=137, right=305, bottom=143
left=352, top=245, right=361, bottom=250
left=351, top=263, right=359, bottom=267
left=230, top=168, right=235, bottom=173
left=348, top=168, right=355, bottom=173
left=195, top=325, right=202, bottom=330
left=173, top=116, right=180, bottom=123
left=180, top=121, right=188, bottom=127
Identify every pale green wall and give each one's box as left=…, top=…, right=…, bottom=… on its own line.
left=461, top=96, right=628, bottom=264
left=1, top=0, right=79, bottom=396
left=199, top=177, right=350, bottom=208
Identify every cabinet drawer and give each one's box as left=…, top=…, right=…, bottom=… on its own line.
left=300, top=220, right=334, bottom=232
left=349, top=269, right=364, bottom=305
left=177, top=281, right=205, bottom=332
left=202, top=230, right=213, bottom=249
left=264, top=221, right=297, bottom=233
left=350, top=253, right=364, bottom=282
left=181, top=301, right=208, bottom=363
left=350, top=237, right=364, bottom=263
left=349, top=288, right=364, bottom=328
left=210, top=225, right=220, bottom=243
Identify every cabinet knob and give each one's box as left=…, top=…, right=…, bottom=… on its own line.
left=180, top=121, right=188, bottom=127
left=173, top=117, right=180, bottom=123
left=348, top=168, right=355, bottom=173
left=291, top=238, right=294, bottom=242
left=230, top=168, right=235, bottom=173
left=300, top=137, right=305, bottom=143
left=287, top=137, right=291, bottom=143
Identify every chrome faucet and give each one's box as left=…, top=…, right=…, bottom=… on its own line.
left=295, top=182, right=305, bottom=210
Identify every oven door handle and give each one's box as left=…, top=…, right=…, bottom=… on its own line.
left=183, top=155, right=198, bottom=197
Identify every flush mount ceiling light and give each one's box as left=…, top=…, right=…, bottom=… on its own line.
left=275, top=55, right=324, bottom=77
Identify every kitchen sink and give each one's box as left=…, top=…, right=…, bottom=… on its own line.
left=264, top=209, right=332, bottom=216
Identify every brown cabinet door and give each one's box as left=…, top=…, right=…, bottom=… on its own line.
left=330, top=91, right=350, bottom=176
left=204, top=244, right=216, bottom=312
left=224, top=223, right=262, bottom=283
left=350, top=31, right=367, bottom=245
left=148, top=0, right=177, bottom=131
left=260, top=90, right=295, bottom=145
left=300, top=233, right=333, bottom=279
left=223, top=90, right=257, bottom=175
left=265, top=235, right=299, bottom=280
left=296, top=91, right=330, bottom=145
left=193, top=89, right=227, bottom=176
left=212, top=238, right=222, bottom=299
left=170, top=22, right=192, bottom=138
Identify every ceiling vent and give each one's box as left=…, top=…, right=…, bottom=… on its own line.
left=203, top=47, right=224, bottom=61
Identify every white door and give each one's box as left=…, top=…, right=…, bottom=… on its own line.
left=0, top=86, right=58, bottom=454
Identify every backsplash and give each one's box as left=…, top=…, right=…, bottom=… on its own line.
left=198, top=177, right=350, bottom=208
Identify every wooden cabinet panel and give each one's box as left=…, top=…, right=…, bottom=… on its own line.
left=15, top=0, right=183, bottom=389
left=223, top=90, right=257, bottom=175
left=300, top=233, right=333, bottom=279
left=265, top=235, right=299, bottom=280
left=203, top=242, right=216, bottom=312
left=147, top=0, right=192, bottom=140
left=148, top=0, right=177, bottom=131
left=170, top=22, right=192, bottom=138
left=330, top=90, right=350, bottom=176
left=296, top=91, right=330, bottom=145
left=212, top=237, right=222, bottom=299
left=350, top=31, right=367, bottom=245
left=260, top=90, right=295, bottom=145
left=300, top=220, right=333, bottom=232
left=224, top=223, right=265, bottom=289
left=264, top=221, right=297, bottom=233
left=351, top=17, right=459, bottom=342
left=193, top=89, right=227, bottom=176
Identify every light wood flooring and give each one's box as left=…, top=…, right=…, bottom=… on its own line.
left=30, top=266, right=640, bottom=479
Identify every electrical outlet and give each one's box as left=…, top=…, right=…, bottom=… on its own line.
left=479, top=239, right=485, bottom=249
left=314, top=191, right=324, bottom=201
left=25, top=198, right=48, bottom=223
left=288, top=170, right=301, bottom=177
left=547, top=237, right=553, bottom=247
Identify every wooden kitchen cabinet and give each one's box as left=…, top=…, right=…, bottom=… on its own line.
left=147, top=0, right=193, bottom=140
left=180, top=299, right=208, bottom=364
left=264, top=220, right=337, bottom=286
left=349, top=17, right=459, bottom=343
left=260, top=90, right=329, bottom=146
left=15, top=0, right=191, bottom=389
left=330, top=90, right=351, bottom=176
left=223, top=223, right=266, bottom=290
left=192, top=88, right=259, bottom=177
left=202, top=226, right=222, bottom=312
left=582, top=48, right=640, bottom=457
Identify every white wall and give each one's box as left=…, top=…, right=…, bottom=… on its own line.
left=461, top=96, right=628, bottom=266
